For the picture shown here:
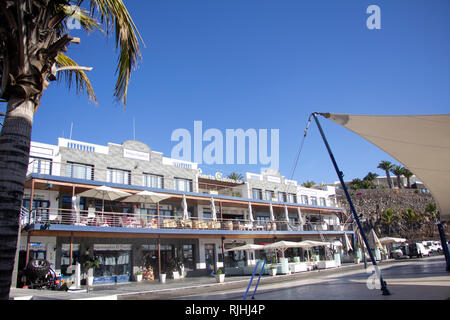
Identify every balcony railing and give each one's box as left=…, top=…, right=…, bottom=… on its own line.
left=25, top=207, right=351, bottom=232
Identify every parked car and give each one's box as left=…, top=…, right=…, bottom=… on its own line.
left=392, top=244, right=408, bottom=259
left=422, top=241, right=443, bottom=255
left=408, top=243, right=430, bottom=258
left=431, top=241, right=443, bottom=254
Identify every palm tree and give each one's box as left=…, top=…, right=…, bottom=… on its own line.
left=400, top=167, right=414, bottom=188
left=301, top=180, right=315, bottom=188
left=377, top=161, right=394, bottom=189
left=424, top=202, right=438, bottom=237
left=381, top=208, right=398, bottom=236
left=0, top=0, right=143, bottom=300
left=402, top=208, right=422, bottom=240
left=390, top=165, right=404, bottom=189
left=227, top=172, right=244, bottom=182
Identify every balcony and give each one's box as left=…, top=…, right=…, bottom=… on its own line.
left=23, top=207, right=352, bottom=235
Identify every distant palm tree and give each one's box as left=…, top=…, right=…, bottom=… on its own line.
left=425, top=202, right=438, bottom=237
left=301, top=180, right=315, bottom=188
left=381, top=208, right=398, bottom=236
left=390, top=165, right=404, bottom=189
left=364, top=172, right=379, bottom=182
left=402, top=208, right=422, bottom=240
left=227, top=172, right=243, bottom=181
left=377, top=161, right=394, bottom=189
left=400, top=167, right=414, bottom=188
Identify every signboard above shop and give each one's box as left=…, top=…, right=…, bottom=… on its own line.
left=123, top=148, right=150, bottom=161
left=198, top=169, right=244, bottom=184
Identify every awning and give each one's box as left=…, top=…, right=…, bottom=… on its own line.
left=321, top=113, right=450, bottom=222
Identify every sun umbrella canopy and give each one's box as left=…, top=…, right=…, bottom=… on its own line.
left=344, top=233, right=353, bottom=251
left=78, top=185, right=131, bottom=201
left=226, top=244, right=264, bottom=252
left=295, top=240, right=333, bottom=248
left=262, top=241, right=305, bottom=250
left=269, top=203, right=275, bottom=222
left=182, top=194, right=189, bottom=220
left=369, top=229, right=383, bottom=249
left=297, top=207, right=304, bottom=225
left=210, top=197, right=217, bottom=222
left=248, top=202, right=254, bottom=222
left=122, top=190, right=172, bottom=203
left=284, top=205, right=289, bottom=222
left=78, top=185, right=132, bottom=213
left=379, top=237, right=407, bottom=244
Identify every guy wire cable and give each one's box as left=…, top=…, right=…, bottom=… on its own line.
left=288, top=113, right=314, bottom=181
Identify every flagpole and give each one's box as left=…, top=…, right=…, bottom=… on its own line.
left=312, top=112, right=390, bottom=296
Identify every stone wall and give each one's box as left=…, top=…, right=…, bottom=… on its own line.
left=336, top=188, right=449, bottom=240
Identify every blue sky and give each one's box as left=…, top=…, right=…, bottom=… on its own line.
left=31, top=0, right=450, bottom=184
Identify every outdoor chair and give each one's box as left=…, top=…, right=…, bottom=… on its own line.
left=223, top=221, right=233, bottom=230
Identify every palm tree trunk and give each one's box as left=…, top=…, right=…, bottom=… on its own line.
left=385, top=171, right=393, bottom=189
left=397, top=176, right=402, bottom=189
left=0, top=97, right=35, bottom=300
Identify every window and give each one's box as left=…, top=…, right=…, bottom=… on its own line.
left=28, top=157, right=52, bottom=175
left=256, top=216, right=270, bottom=225
left=319, top=197, right=326, bottom=206
left=265, top=190, right=274, bottom=201
left=66, top=162, right=94, bottom=180
left=310, top=196, right=318, bottom=206
left=278, top=192, right=287, bottom=202
left=288, top=193, right=297, bottom=203
left=252, top=188, right=263, bottom=200
left=174, top=178, right=192, bottom=192
left=107, top=168, right=131, bottom=185
left=143, top=173, right=164, bottom=189
left=301, top=195, right=309, bottom=205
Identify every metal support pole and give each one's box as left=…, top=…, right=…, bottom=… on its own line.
left=436, top=222, right=450, bottom=272
left=251, top=260, right=266, bottom=300
left=243, top=261, right=260, bottom=300
left=312, top=113, right=390, bottom=295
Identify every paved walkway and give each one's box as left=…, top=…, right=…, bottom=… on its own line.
left=8, top=256, right=449, bottom=300
left=176, top=256, right=450, bottom=300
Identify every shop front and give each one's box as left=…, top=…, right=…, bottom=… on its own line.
left=92, top=244, right=132, bottom=284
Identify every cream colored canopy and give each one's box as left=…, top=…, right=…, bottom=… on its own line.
left=321, top=113, right=450, bottom=222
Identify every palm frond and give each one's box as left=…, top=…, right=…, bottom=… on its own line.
left=88, top=0, right=145, bottom=106
left=61, top=4, right=102, bottom=32
left=56, top=53, right=97, bottom=103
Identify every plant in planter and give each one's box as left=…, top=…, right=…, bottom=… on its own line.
left=173, top=257, right=185, bottom=278
left=215, top=268, right=225, bottom=283
left=135, top=270, right=143, bottom=282
left=269, top=265, right=277, bottom=276
left=82, top=257, right=100, bottom=286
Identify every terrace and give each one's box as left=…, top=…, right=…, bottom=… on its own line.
left=23, top=160, right=351, bottom=237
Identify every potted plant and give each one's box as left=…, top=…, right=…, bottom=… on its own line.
left=135, top=270, right=143, bottom=282
left=215, top=268, right=225, bottom=283
left=82, top=257, right=100, bottom=286
left=269, top=265, right=277, bottom=276
left=354, top=256, right=361, bottom=264
left=159, top=272, right=166, bottom=283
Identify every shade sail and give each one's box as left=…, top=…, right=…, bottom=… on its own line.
left=322, top=113, right=450, bottom=222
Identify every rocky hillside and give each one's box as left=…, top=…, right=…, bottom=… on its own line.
left=336, top=188, right=449, bottom=241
